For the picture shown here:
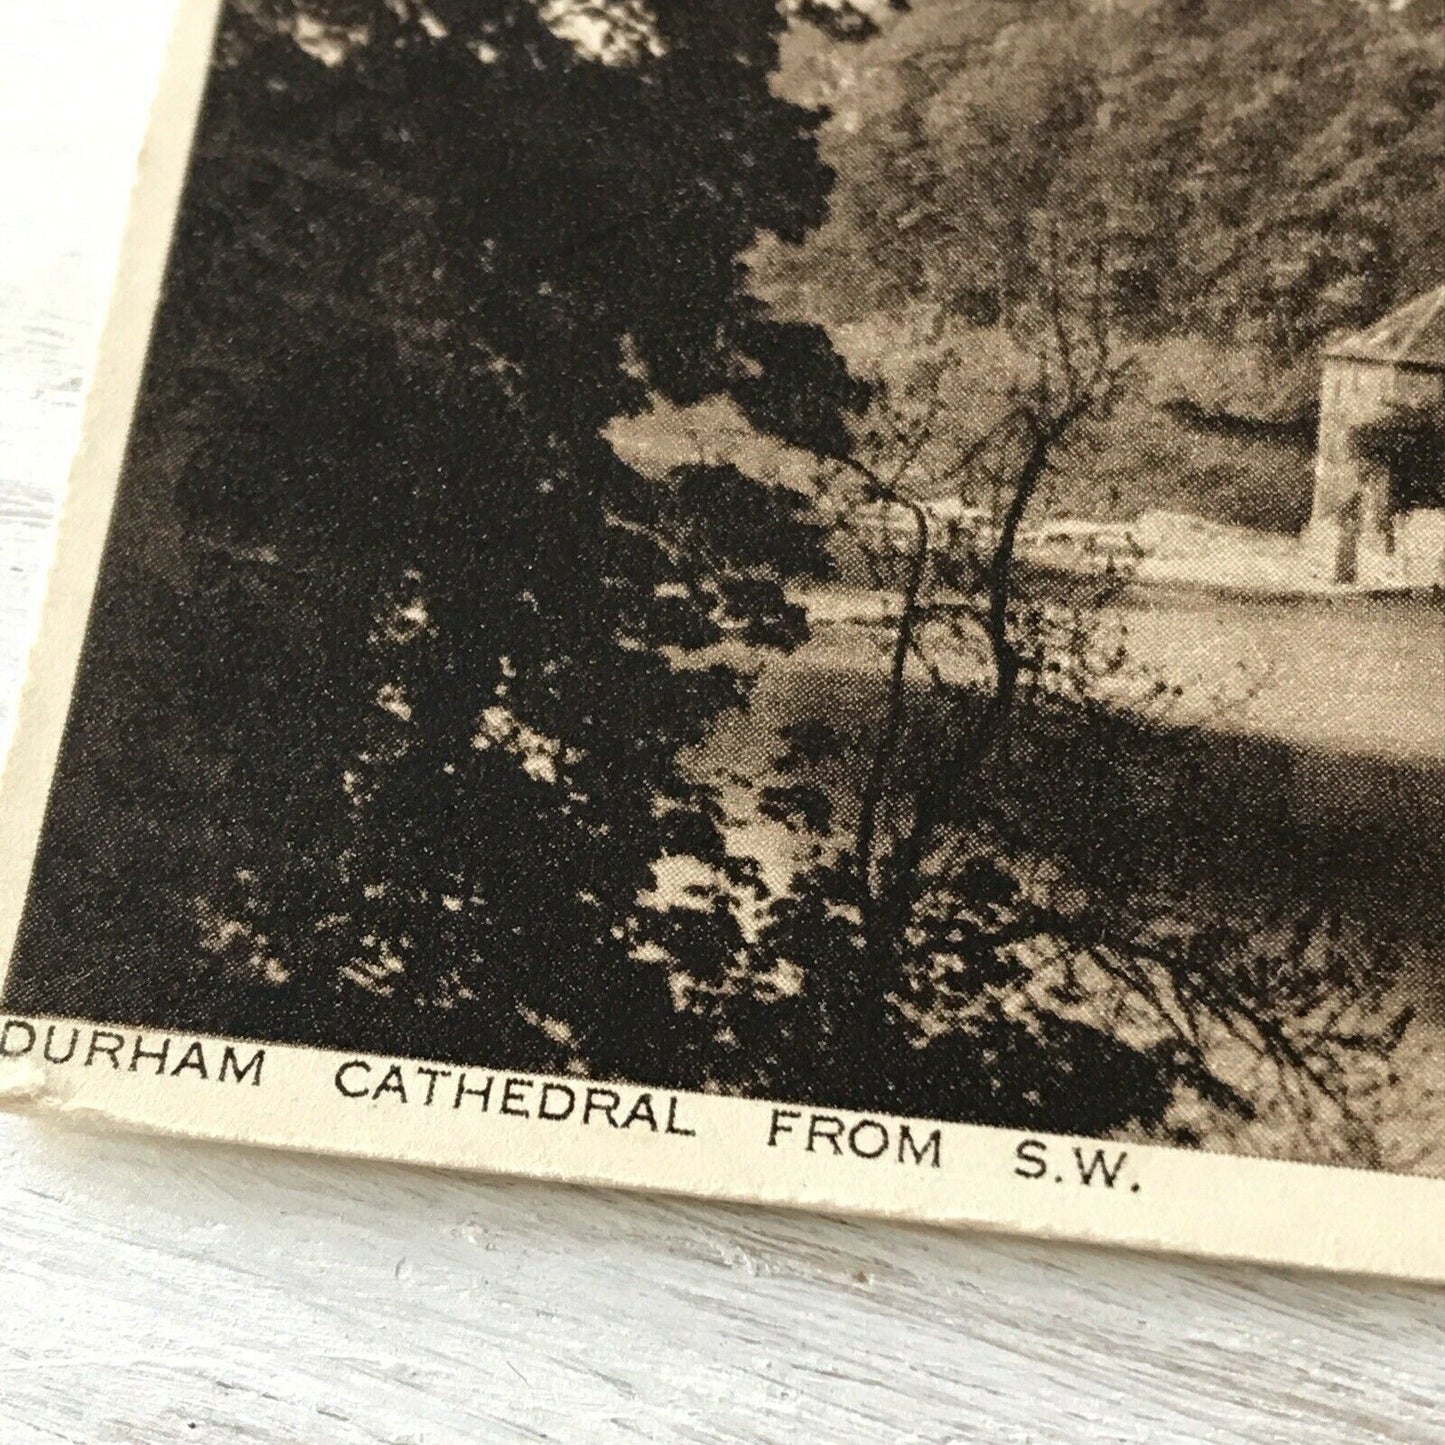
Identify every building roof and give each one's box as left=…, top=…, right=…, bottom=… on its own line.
left=1324, top=284, right=1445, bottom=370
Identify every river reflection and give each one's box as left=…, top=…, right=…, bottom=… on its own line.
left=696, top=584, right=1445, bottom=988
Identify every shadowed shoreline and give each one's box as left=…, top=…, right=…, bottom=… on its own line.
left=700, top=605, right=1445, bottom=1004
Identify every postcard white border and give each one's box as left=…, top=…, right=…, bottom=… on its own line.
left=1, top=1013, right=1442, bottom=1282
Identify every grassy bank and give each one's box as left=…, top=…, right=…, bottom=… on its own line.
left=613, top=317, right=1319, bottom=535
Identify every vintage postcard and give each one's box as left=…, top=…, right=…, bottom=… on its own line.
left=2, top=0, right=1444, bottom=1280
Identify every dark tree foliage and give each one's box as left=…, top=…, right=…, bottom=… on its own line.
left=9, top=0, right=872, bottom=1080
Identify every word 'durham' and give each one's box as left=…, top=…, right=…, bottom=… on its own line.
left=1, top=1019, right=264, bottom=1086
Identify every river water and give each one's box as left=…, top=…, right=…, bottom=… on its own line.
left=793, top=583, right=1445, bottom=761
left=683, top=584, right=1445, bottom=1165
left=1100, top=585, right=1444, bottom=763
left=695, top=584, right=1445, bottom=957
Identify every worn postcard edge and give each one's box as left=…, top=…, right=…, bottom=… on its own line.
left=0, top=0, right=1442, bottom=1285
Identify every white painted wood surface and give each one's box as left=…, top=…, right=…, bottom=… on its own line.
left=0, top=4, right=1441, bottom=1439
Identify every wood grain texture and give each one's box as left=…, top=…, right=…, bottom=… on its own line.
left=0, top=3, right=1441, bottom=1440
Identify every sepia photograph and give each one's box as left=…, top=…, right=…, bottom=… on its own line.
left=2, top=0, right=1444, bottom=1234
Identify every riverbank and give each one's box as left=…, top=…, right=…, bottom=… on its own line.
left=1044, top=509, right=1443, bottom=599
left=863, top=504, right=1444, bottom=601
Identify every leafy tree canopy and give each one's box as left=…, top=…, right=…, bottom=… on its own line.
left=764, top=0, right=1445, bottom=361
left=17, top=0, right=876, bottom=1076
